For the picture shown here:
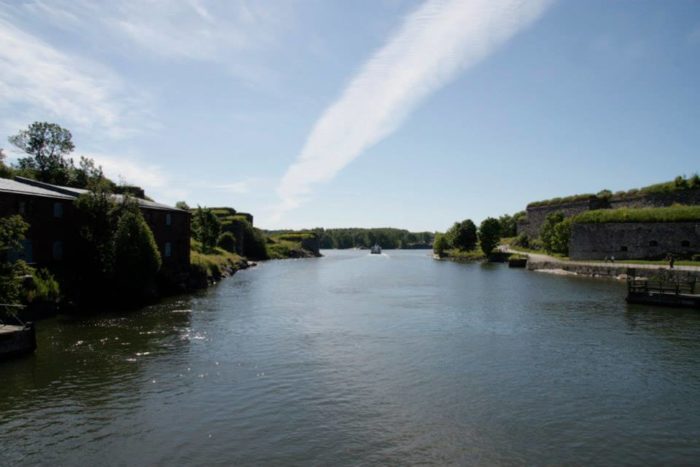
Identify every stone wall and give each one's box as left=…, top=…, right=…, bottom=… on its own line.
left=517, top=187, right=700, bottom=238
left=517, top=197, right=604, bottom=238
left=569, top=222, right=700, bottom=260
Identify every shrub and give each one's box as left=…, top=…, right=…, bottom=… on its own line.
left=192, top=207, right=222, bottom=252
left=479, top=217, right=501, bottom=256
left=513, top=233, right=529, bottom=248
left=433, top=233, right=448, bottom=257
left=540, top=211, right=565, bottom=252
left=446, top=219, right=477, bottom=251
left=26, top=268, right=60, bottom=303
left=114, top=204, right=162, bottom=300
left=217, top=232, right=236, bottom=253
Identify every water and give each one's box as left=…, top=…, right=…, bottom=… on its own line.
left=2, top=250, right=700, bottom=465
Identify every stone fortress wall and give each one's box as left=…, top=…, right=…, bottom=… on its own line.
left=517, top=187, right=700, bottom=238
left=569, top=222, right=700, bottom=260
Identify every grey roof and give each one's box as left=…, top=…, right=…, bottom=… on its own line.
left=1, top=177, right=186, bottom=212
left=0, top=177, right=74, bottom=200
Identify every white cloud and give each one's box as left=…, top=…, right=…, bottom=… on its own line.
left=274, top=0, right=553, bottom=219
left=0, top=16, right=149, bottom=138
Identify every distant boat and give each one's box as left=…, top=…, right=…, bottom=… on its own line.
left=370, top=244, right=382, bottom=254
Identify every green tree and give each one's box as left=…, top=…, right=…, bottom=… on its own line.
left=9, top=122, right=75, bottom=184
left=192, top=207, right=222, bottom=251
left=551, top=218, right=572, bottom=255
left=497, top=214, right=517, bottom=238
left=217, top=231, right=236, bottom=253
left=0, top=148, right=13, bottom=178
left=540, top=211, right=565, bottom=253
left=433, top=233, right=448, bottom=257
left=175, top=201, right=190, bottom=210
left=479, top=217, right=501, bottom=256
left=113, top=203, right=162, bottom=300
left=447, top=219, right=477, bottom=251
left=0, top=215, right=30, bottom=304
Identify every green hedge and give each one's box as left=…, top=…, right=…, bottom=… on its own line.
left=573, top=205, right=700, bottom=224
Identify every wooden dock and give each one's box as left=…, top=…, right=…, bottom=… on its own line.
left=626, top=270, right=700, bottom=309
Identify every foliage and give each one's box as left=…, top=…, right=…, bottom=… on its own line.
left=497, top=213, right=523, bottom=238
left=113, top=202, right=162, bottom=300
left=528, top=174, right=700, bottom=208
left=175, top=201, right=190, bottom=210
left=479, top=217, right=501, bottom=256
left=217, top=231, right=236, bottom=253
left=9, top=122, right=75, bottom=185
left=0, top=148, right=13, bottom=178
left=190, top=239, right=245, bottom=280
left=539, top=211, right=565, bottom=252
left=573, top=205, right=700, bottom=224
left=441, top=248, right=486, bottom=261
left=446, top=219, right=477, bottom=251
left=192, top=206, right=222, bottom=252
left=539, top=211, right=571, bottom=255
left=551, top=218, right=572, bottom=255
left=512, top=233, right=530, bottom=248
left=433, top=233, right=449, bottom=257
left=25, top=268, right=60, bottom=304
left=268, top=228, right=434, bottom=249
left=0, top=215, right=29, bottom=254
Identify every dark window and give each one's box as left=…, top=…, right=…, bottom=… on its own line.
left=165, top=242, right=172, bottom=258
left=52, top=241, right=63, bottom=261
left=649, top=240, right=658, bottom=247
left=681, top=240, right=690, bottom=247
left=18, top=201, right=26, bottom=215
left=620, top=246, right=628, bottom=252
left=166, top=213, right=172, bottom=226
left=53, top=202, right=63, bottom=218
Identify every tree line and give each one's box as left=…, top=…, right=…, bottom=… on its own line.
left=266, top=228, right=435, bottom=249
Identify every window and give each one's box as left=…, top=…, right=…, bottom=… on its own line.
left=164, top=242, right=172, bottom=258
left=649, top=240, right=658, bottom=247
left=18, top=201, right=26, bottom=215
left=53, top=202, right=63, bottom=218
left=52, top=241, right=63, bottom=261
left=681, top=240, right=690, bottom=247
left=620, top=246, right=628, bottom=252
left=166, top=213, right=172, bottom=226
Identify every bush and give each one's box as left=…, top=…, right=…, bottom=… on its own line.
left=113, top=205, right=162, bottom=300
left=446, top=219, right=477, bottom=251
left=192, top=207, right=222, bottom=252
left=513, top=233, right=529, bottom=248
left=479, top=217, right=501, bottom=256
left=26, top=268, right=60, bottom=303
left=433, top=233, right=448, bottom=257
left=217, top=232, right=236, bottom=253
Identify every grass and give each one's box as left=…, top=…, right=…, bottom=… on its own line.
left=573, top=205, right=700, bottom=224
left=190, top=239, right=246, bottom=279
left=526, top=174, right=700, bottom=208
left=266, top=239, right=301, bottom=259
left=440, top=248, right=486, bottom=261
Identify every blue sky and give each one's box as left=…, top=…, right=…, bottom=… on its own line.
left=1, top=0, right=699, bottom=231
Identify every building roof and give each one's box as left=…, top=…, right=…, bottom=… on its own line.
left=0, top=177, right=74, bottom=200
left=1, top=176, right=186, bottom=212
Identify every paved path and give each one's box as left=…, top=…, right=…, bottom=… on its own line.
left=500, top=247, right=700, bottom=272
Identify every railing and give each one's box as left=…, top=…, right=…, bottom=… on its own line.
left=627, top=278, right=697, bottom=296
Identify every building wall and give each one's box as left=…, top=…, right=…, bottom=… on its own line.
left=1, top=191, right=190, bottom=275
left=569, top=222, right=700, bottom=260
left=0, top=192, right=76, bottom=266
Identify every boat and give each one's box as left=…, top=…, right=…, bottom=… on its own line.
left=370, top=244, right=382, bottom=254
left=0, top=305, right=37, bottom=360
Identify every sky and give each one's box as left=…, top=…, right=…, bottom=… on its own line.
left=1, top=0, right=699, bottom=232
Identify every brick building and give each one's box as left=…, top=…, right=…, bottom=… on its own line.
left=0, top=177, right=190, bottom=275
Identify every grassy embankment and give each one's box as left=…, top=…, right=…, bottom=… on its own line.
left=266, top=232, right=319, bottom=259
left=190, top=239, right=247, bottom=282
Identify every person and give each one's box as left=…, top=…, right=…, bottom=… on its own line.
left=610, top=255, right=615, bottom=264
left=669, top=254, right=675, bottom=269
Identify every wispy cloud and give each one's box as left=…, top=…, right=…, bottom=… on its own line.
left=0, top=16, right=149, bottom=138
left=274, top=0, right=553, bottom=219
